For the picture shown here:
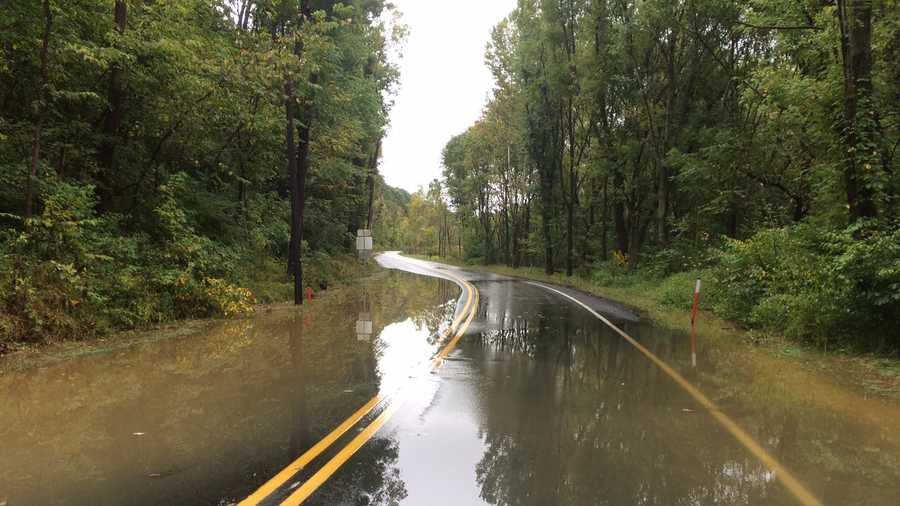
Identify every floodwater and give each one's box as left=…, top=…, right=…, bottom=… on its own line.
left=0, top=270, right=457, bottom=505
left=1, top=261, right=899, bottom=505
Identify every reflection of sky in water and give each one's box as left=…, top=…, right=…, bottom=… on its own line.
left=395, top=358, right=490, bottom=506
left=362, top=302, right=491, bottom=505
left=374, top=319, right=441, bottom=395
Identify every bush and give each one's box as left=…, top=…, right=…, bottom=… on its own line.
left=656, top=271, right=712, bottom=311
left=589, top=259, right=636, bottom=287
left=705, top=223, right=900, bottom=352
left=204, top=277, right=256, bottom=316
left=0, top=177, right=262, bottom=345
left=643, top=236, right=718, bottom=277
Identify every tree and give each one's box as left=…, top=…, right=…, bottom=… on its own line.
left=0, top=0, right=403, bottom=343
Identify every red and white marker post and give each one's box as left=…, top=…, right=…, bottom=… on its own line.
left=690, top=278, right=701, bottom=367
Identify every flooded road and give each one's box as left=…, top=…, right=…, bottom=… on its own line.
left=2, top=254, right=899, bottom=505
left=0, top=269, right=457, bottom=505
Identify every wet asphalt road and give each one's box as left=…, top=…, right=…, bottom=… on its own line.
left=299, top=253, right=899, bottom=506
left=2, top=252, right=899, bottom=505
left=300, top=253, right=758, bottom=505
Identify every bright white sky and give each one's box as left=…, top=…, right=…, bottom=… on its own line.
left=381, top=0, right=517, bottom=193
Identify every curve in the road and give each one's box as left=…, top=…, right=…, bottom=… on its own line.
left=239, top=260, right=479, bottom=506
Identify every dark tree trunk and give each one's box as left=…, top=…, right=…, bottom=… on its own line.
left=503, top=194, right=511, bottom=265
left=792, top=196, right=806, bottom=222
left=837, top=0, right=878, bottom=221
left=601, top=175, right=609, bottom=260
left=295, top=96, right=313, bottom=300
left=539, top=165, right=555, bottom=274
left=727, top=202, right=739, bottom=238
left=365, top=139, right=381, bottom=229
left=612, top=170, right=628, bottom=256
left=524, top=200, right=531, bottom=267
left=25, top=0, right=52, bottom=220
left=566, top=168, right=575, bottom=276
left=511, top=217, right=520, bottom=268
left=479, top=190, right=493, bottom=264
left=458, top=214, right=463, bottom=257
left=238, top=1, right=254, bottom=30
left=656, top=163, right=668, bottom=244
left=287, top=1, right=315, bottom=305
left=97, top=0, right=127, bottom=187
left=285, top=77, right=303, bottom=305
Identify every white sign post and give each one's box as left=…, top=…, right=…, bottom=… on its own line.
left=691, top=278, right=701, bottom=367
left=356, top=229, right=373, bottom=260
left=356, top=312, right=373, bottom=342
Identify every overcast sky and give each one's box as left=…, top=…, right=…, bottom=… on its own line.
left=381, top=0, right=517, bottom=193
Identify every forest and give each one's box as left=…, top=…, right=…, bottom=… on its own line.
left=395, top=0, right=900, bottom=354
left=0, top=0, right=407, bottom=347
left=2, top=0, right=899, bottom=356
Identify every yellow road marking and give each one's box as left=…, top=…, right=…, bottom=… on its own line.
left=280, top=394, right=404, bottom=505
left=527, top=281, right=823, bottom=506
left=280, top=278, right=480, bottom=505
left=238, top=396, right=383, bottom=506
left=240, top=262, right=476, bottom=506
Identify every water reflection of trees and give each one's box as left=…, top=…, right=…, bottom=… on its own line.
left=409, top=276, right=456, bottom=342
left=368, top=273, right=456, bottom=340
left=472, top=295, right=786, bottom=505
left=307, top=437, right=407, bottom=506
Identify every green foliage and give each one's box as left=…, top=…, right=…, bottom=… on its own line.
left=656, top=272, right=709, bottom=312
left=428, top=0, right=898, bottom=354
left=588, top=261, right=637, bottom=288
left=705, top=224, right=900, bottom=352
left=0, top=180, right=246, bottom=344
left=0, top=0, right=403, bottom=346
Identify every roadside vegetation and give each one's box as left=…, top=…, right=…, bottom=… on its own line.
left=0, top=1, right=406, bottom=350
left=412, top=254, right=900, bottom=399
left=388, top=0, right=900, bottom=356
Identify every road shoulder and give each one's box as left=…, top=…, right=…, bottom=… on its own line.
left=407, top=254, right=900, bottom=402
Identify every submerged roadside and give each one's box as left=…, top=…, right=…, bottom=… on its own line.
left=0, top=254, right=374, bottom=366
left=0, top=268, right=459, bottom=505
left=412, top=255, right=900, bottom=401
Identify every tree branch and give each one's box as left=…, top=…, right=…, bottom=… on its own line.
left=735, top=21, right=822, bottom=31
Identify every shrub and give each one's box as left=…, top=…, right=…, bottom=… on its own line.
left=657, top=271, right=710, bottom=311
left=705, top=223, right=900, bottom=352
left=589, top=259, right=634, bottom=287
left=0, top=176, right=262, bottom=345
left=204, top=277, right=256, bottom=316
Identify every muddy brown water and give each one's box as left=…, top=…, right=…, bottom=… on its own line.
left=1, top=267, right=898, bottom=505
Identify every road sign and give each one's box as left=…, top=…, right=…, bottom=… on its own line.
left=356, top=312, right=372, bottom=342
left=356, top=229, right=373, bottom=251
left=357, top=229, right=373, bottom=261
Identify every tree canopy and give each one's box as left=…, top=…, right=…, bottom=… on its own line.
left=0, top=0, right=404, bottom=344
left=425, top=0, right=900, bottom=352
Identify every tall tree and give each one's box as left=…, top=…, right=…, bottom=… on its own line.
left=837, top=0, right=879, bottom=221
left=24, top=0, right=52, bottom=219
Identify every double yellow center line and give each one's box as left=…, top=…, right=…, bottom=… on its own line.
left=240, top=268, right=479, bottom=506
